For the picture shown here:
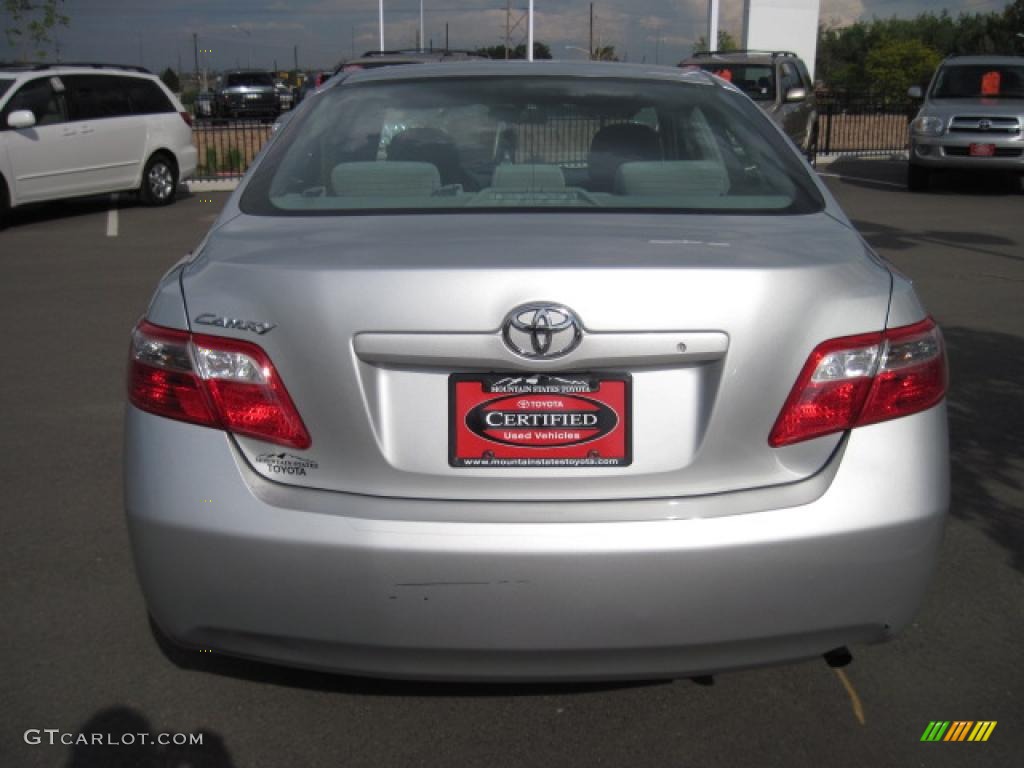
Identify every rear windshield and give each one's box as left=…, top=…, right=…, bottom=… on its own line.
left=241, top=76, right=822, bottom=216
left=696, top=64, right=775, bottom=101
left=226, top=72, right=274, bottom=87
left=932, top=65, right=1024, bottom=98
left=0, top=78, right=13, bottom=101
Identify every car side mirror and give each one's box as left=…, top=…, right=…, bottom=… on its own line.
left=907, top=86, right=923, bottom=100
left=784, top=87, right=807, bottom=103
left=7, top=109, right=36, bottom=130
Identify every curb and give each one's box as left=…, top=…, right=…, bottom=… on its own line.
left=187, top=179, right=241, bottom=192
left=816, top=151, right=909, bottom=166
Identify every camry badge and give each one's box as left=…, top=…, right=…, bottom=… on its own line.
left=194, top=313, right=276, bottom=335
left=502, top=303, right=582, bottom=359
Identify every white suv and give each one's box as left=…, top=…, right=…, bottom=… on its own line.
left=907, top=55, right=1024, bottom=191
left=0, top=63, right=198, bottom=218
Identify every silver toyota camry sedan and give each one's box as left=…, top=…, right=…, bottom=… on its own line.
left=125, top=61, right=949, bottom=682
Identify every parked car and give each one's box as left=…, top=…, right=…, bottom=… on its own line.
left=296, top=71, right=328, bottom=104
left=907, top=54, right=1024, bottom=191
left=274, top=80, right=295, bottom=111
left=214, top=70, right=279, bottom=119
left=193, top=90, right=215, bottom=118
left=126, top=61, right=948, bottom=682
left=1, top=62, right=196, bottom=218
left=679, top=50, right=818, bottom=159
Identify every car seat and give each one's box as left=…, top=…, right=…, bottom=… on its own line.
left=587, top=123, right=662, bottom=192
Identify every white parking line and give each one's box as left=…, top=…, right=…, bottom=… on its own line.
left=106, top=193, right=119, bottom=237
left=817, top=172, right=906, bottom=189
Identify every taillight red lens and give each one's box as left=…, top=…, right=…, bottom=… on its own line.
left=769, top=318, right=946, bottom=447
left=857, top=320, right=947, bottom=427
left=179, top=110, right=193, bottom=127
left=128, top=320, right=311, bottom=449
left=129, top=323, right=218, bottom=427
left=191, top=332, right=311, bottom=449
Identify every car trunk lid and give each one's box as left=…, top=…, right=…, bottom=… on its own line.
left=180, top=212, right=891, bottom=502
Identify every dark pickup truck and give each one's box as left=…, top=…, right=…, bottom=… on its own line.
left=214, top=70, right=280, bottom=119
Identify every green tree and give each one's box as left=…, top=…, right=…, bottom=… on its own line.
left=474, top=41, right=552, bottom=60
left=865, top=38, right=941, bottom=100
left=817, top=7, right=1022, bottom=93
left=592, top=45, right=618, bottom=61
left=160, top=67, right=180, bottom=93
left=692, top=29, right=739, bottom=54
left=1009, top=1, right=1024, bottom=53
left=3, top=0, right=69, bottom=60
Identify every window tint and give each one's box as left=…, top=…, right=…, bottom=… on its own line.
left=125, top=77, right=174, bottom=113
left=932, top=65, right=1024, bottom=98
left=242, top=77, right=823, bottom=216
left=3, top=77, right=67, bottom=126
left=697, top=64, right=775, bottom=101
left=795, top=61, right=812, bottom=89
left=0, top=78, right=14, bottom=101
left=226, top=72, right=274, bottom=87
left=780, top=63, right=801, bottom=94
left=67, top=75, right=133, bottom=120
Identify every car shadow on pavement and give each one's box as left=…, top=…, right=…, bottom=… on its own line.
left=64, top=706, right=234, bottom=768
left=822, top=157, right=1022, bottom=195
left=2, top=195, right=118, bottom=229
left=943, top=326, right=1024, bottom=575
left=917, top=169, right=1023, bottom=195
left=820, top=157, right=910, bottom=189
left=850, top=218, right=1021, bottom=264
left=1, top=185, right=193, bottom=229
left=148, top=617, right=669, bottom=698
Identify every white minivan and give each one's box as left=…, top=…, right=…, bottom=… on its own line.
left=0, top=63, right=198, bottom=218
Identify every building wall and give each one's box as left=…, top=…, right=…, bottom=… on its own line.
left=742, top=0, right=821, bottom=80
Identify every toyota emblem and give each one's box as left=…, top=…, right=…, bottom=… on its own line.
left=502, top=303, right=583, bottom=359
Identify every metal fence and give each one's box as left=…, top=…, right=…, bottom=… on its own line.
left=191, top=118, right=274, bottom=180
left=817, top=96, right=915, bottom=158
left=189, top=97, right=917, bottom=180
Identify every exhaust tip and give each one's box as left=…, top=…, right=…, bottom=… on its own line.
left=824, top=646, right=853, bottom=668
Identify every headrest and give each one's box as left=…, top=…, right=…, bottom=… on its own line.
left=331, top=161, right=440, bottom=197
left=615, top=161, right=729, bottom=197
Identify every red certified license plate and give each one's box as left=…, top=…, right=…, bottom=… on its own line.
left=449, top=373, right=631, bottom=468
left=969, top=143, right=996, bottom=157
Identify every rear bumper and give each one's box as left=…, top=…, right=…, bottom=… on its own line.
left=176, top=146, right=198, bottom=182
left=125, top=404, right=949, bottom=681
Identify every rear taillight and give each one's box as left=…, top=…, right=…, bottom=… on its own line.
left=179, top=110, right=193, bottom=127
left=129, top=320, right=311, bottom=449
left=769, top=318, right=946, bottom=447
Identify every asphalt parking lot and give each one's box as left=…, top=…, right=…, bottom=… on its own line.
left=1, top=160, right=1021, bottom=768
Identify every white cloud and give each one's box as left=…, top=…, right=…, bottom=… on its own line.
left=820, top=0, right=868, bottom=26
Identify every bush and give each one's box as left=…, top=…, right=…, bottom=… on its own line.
left=865, top=39, right=941, bottom=100
left=224, top=147, right=243, bottom=172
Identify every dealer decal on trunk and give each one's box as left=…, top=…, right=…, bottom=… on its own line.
left=450, top=373, right=631, bottom=468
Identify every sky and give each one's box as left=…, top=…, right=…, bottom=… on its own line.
left=0, top=0, right=1015, bottom=75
